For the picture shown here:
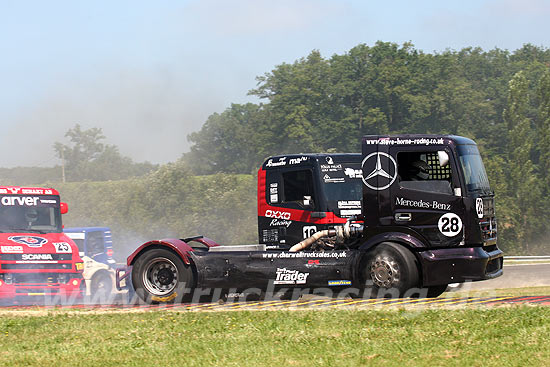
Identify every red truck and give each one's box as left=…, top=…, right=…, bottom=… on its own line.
left=0, top=186, right=84, bottom=301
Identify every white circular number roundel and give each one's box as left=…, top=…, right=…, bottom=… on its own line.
left=438, top=213, right=463, bottom=237
left=476, top=198, right=484, bottom=219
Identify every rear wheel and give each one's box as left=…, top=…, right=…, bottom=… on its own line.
left=90, top=272, right=113, bottom=301
left=363, top=242, right=420, bottom=298
left=132, top=248, right=193, bottom=304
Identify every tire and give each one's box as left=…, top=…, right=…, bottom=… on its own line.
left=90, top=273, right=113, bottom=301
left=132, top=248, right=194, bottom=304
left=362, top=242, right=420, bottom=298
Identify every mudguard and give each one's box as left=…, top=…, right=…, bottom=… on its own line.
left=126, top=237, right=221, bottom=266
left=358, top=230, right=428, bottom=252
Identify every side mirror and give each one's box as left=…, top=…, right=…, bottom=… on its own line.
left=438, top=151, right=449, bottom=167
left=60, top=202, right=69, bottom=214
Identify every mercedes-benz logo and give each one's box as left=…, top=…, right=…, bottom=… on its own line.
left=361, top=152, right=397, bottom=190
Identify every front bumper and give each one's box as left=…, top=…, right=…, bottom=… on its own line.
left=0, top=277, right=84, bottom=299
left=418, top=245, right=503, bottom=287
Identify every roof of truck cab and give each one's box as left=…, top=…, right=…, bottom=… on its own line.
left=261, top=153, right=361, bottom=170
left=0, top=186, right=59, bottom=195
left=362, top=134, right=476, bottom=146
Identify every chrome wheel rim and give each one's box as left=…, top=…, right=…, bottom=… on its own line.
left=142, top=257, right=178, bottom=296
left=370, top=256, right=400, bottom=288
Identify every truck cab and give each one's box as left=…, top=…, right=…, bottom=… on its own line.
left=258, top=154, right=362, bottom=248
left=0, top=186, right=84, bottom=300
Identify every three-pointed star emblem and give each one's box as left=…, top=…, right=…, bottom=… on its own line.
left=361, top=152, right=398, bottom=190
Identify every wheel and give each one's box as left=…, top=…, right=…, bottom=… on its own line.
left=132, top=248, right=193, bottom=304
left=90, top=273, right=113, bottom=301
left=362, top=242, right=420, bottom=298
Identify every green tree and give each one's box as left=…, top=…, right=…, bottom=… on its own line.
left=502, top=71, right=541, bottom=252
left=53, top=124, right=156, bottom=181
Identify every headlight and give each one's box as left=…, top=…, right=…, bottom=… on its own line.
left=75, top=262, right=84, bottom=271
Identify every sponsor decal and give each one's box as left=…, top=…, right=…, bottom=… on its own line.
left=302, top=226, right=317, bottom=238
left=340, top=209, right=361, bottom=216
left=323, top=174, right=345, bottom=183
left=262, top=251, right=348, bottom=259
left=269, top=219, right=292, bottom=228
left=307, top=259, right=320, bottom=265
left=321, top=164, right=343, bottom=172
left=438, top=213, right=463, bottom=237
left=326, top=156, right=334, bottom=165
left=364, top=137, right=445, bottom=146
left=0, top=245, right=23, bottom=253
left=395, top=197, right=451, bottom=211
left=21, top=188, right=52, bottom=195
left=53, top=242, right=72, bottom=253
left=266, top=157, right=287, bottom=167
left=476, top=198, right=484, bottom=219
left=338, top=201, right=361, bottom=209
left=21, top=253, right=54, bottom=261
left=361, top=152, right=398, bottom=191
left=8, top=236, right=48, bottom=247
left=344, top=167, right=362, bottom=179
left=265, top=210, right=291, bottom=220
left=328, top=280, right=352, bottom=286
left=289, top=156, right=308, bottom=165
left=274, top=268, right=309, bottom=285
left=1, top=196, right=39, bottom=206
left=269, top=183, right=279, bottom=204
left=40, top=199, right=57, bottom=204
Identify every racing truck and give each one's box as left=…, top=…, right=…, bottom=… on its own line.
left=0, top=186, right=84, bottom=301
left=126, top=135, right=503, bottom=303
left=63, top=227, right=117, bottom=298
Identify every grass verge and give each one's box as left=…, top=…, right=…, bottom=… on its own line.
left=1, top=307, right=550, bottom=366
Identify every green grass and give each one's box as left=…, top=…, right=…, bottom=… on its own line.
left=1, top=307, right=550, bottom=366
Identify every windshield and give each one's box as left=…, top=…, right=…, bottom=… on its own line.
left=457, top=145, right=491, bottom=193
left=321, top=163, right=363, bottom=217
left=0, top=195, right=62, bottom=233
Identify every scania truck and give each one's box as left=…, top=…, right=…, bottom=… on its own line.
left=125, top=135, right=503, bottom=303
left=0, top=186, right=84, bottom=301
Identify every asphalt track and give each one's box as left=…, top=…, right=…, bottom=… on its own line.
left=1, top=295, right=550, bottom=312
left=1, top=263, right=549, bottom=311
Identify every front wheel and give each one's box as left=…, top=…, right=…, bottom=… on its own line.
left=132, top=248, right=193, bottom=304
left=362, top=242, right=420, bottom=298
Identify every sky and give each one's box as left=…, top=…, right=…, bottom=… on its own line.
left=0, top=0, right=549, bottom=167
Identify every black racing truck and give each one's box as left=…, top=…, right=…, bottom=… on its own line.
left=126, top=135, right=503, bottom=303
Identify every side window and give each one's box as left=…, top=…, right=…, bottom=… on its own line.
left=397, top=151, right=453, bottom=194
left=282, top=170, right=315, bottom=205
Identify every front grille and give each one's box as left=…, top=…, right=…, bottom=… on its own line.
left=9, top=273, right=72, bottom=284
left=15, top=288, right=60, bottom=294
left=2, top=263, right=72, bottom=270
left=0, top=254, right=72, bottom=261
